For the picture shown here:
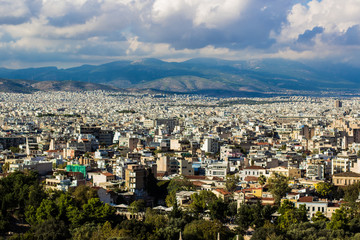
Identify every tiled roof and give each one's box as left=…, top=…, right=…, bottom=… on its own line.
left=298, top=196, right=313, bottom=202
left=245, top=166, right=264, bottom=170
left=214, top=188, right=231, bottom=195
left=102, top=172, right=114, bottom=177
left=333, top=171, right=360, bottom=178
left=245, top=176, right=259, bottom=182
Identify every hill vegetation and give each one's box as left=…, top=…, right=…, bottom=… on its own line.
left=1, top=58, right=360, bottom=96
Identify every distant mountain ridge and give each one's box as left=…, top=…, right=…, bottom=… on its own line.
left=0, top=78, right=121, bottom=93
left=0, top=58, right=359, bottom=96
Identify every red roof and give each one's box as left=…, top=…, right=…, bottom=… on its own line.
left=102, top=172, right=114, bottom=177
left=214, top=188, right=231, bottom=195
left=245, top=176, right=259, bottom=182
left=185, top=176, right=207, bottom=180
left=192, top=181, right=207, bottom=186
left=245, top=166, right=264, bottom=170
left=46, top=150, right=61, bottom=153
left=298, top=196, right=313, bottom=202
left=257, top=142, right=270, bottom=145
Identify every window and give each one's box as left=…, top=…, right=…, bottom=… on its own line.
left=312, top=207, right=315, bottom=212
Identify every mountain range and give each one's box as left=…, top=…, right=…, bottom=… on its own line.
left=0, top=58, right=359, bottom=96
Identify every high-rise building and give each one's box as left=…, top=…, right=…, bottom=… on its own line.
left=335, top=100, right=342, bottom=108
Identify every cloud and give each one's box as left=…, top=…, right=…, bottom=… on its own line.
left=0, top=0, right=360, bottom=67
left=278, top=0, right=360, bottom=44
left=297, top=26, right=324, bottom=44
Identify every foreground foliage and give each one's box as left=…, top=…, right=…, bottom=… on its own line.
left=5, top=171, right=360, bottom=240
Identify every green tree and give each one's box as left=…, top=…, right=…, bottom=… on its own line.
left=35, top=199, right=58, bottom=224
left=166, top=176, right=194, bottom=207
left=225, top=174, right=239, bottom=192
left=327, top=207, right=350, bottom=231
left=71, top=185, right=98, bottom=207
left=190, top=190, right=218, bottom=214
left=1, top=162, right=9, bottom=173
left=311, top=211, right=329, bottom=222
left=120, top=219, right=148, bottom=240
left=209, top=198, right=228, bottom=222
left=9, top=146, right=20, bottom=153
left=129, top=199, right=146, bottom=214
left=277, top=201, right=308, bottom=230
left=144, top=208, right=167, bottom=232
left=89, top=221, right=121, bottom=240
left=267, top=173, right=291, bottom=206
left=82, top=198, right=116, bottom=224
left=0, top=170, right=45, bottom=232
left=251, top=221, right=278, bottom=240
left=258, top=175, right=267, bottom=186
left=236, top=204, right=254, bottom=234
left=33, top=218, right=71, bottom=240
left=183, top=219, right=233, bottom=240
left=344, top=182, right=360, bottom=213
left=284, top=221, right=333, bottom=240
left=55, top=192, right=76, bottom=223
left=66, top=205, right=83, bottom=228
left=315, top=182, right=335, bottom=199
left=71, top=223, right=97, bottom=240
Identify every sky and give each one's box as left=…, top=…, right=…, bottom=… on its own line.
left=1, top=0, right=360, bottom=68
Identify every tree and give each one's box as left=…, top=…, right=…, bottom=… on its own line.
left=311, top=211, right=329, bottom=222
left=166, top=176, right=194, bottom=207
left=89, top=221, right=121, bottom=240
left=82, top=198, right=116, bottom=224
left=315, top=182, right=335, bottom=199
left=144, top=208, right=167, bottom=232
left=225, top=174, right=239, bottom=192
left=120, top=219, right=148, bottom=240
left=327, top=207, right=350, bottom=231
left=33, top=218, right=71, bottom=240
left=236, top=204, right=254, bottom=234
left=71, top=223, right=97, bottom=240
left=209, top=198, right=228, bottom=222
left=277, top=201, right=308, bottom=230
left=35, top=199, right=58, bottom=224
left=190, top=190, right=218, bottom=214
left=129, top=199, right=145, bottom=214
left=9, top=146, right=20, bottom=153
left=267, top=173, right=291, bottom=206
left=183, top=219, right=233, bottom=240
left=1, top=162, right=9, bottom=173
left=71, top=185, right=98, bottom=207
left=258, top=175, right=267, bottom=186
left=344, top=182, right=360, bottom=212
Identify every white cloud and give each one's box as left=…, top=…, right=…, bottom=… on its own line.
left=0, top=0, right=30, bottom=18
left=0, top=0, right=359, bottom=67
left=278, top=0, right=360, bottom=43
left=151, top=0, right=248, bottom=29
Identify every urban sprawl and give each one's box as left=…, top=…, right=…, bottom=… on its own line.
left=2, top=91, right=360, bottom=239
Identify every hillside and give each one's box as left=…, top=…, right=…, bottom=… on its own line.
left=0, top=58, right=359, bottom=96
left=0, top=79, right=121, bottom=93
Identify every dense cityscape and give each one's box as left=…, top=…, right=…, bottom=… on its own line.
left=1, top=91, right=360, bottom=239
